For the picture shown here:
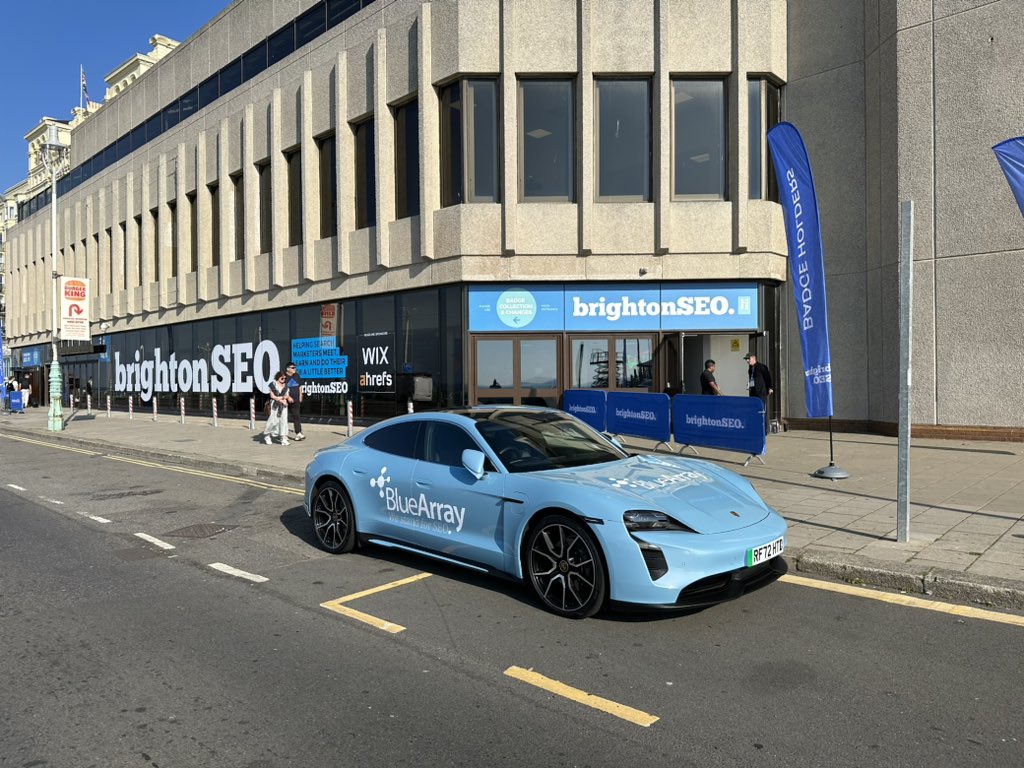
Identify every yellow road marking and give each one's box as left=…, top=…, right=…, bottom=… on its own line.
left=104, top=455, right=303, bottom=495
left=321, top=572, right=432, bottom=633
left=780, top=574, right=1024, bottom=628
left=2, top=433, right=101, bottom=456
left=504, top=666, right=659, bottom=728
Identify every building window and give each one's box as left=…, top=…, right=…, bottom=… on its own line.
left=394, top=100, right=420, bottom=219
left=440, top=79, right=499, bottom=206
left=285, top=148, right=303, bottom=246
left=168, top=201, right=178, bottom=278
left=257, top=161, right=272, bottom=253
left=672, top=79, right=726, bottom=199
left=317, top=134, right=337, bottom=237
left=518, top=79, right=575, bottom=202
left=209, top=183, right=220, bottom=267
left=353, top=119, right=376, bottom=229
left=595, top=79, right=651, bottom=201
left=231, top=173, right=243, bottom=261
left=748, top=78, right=782, bottom=201
left=187, top=192, right=198, bottom=272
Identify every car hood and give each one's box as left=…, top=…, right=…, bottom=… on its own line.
left=547, top=454, right=771, bottom=534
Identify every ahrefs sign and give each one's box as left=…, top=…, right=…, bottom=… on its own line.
left=469, top=283, right=759, bottom=332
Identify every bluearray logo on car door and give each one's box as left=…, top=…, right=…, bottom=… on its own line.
left=372, top=468, right=466, bottom=534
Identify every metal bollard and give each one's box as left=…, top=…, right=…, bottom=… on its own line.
left=70, top=394, right=76, bottom=411
left=106, top=394, right=111, bottom=419
left=87, top=394, right=92, bottom=415
left=212, top=397, right=219, bottom=428
left=249, top=396, right=256, bottom=430
left=346, top=399, right=354, bottom=438
left=407, top=399, right=414, bottom=414
left=152, top=397, right=158, bottom=421
left=180, top=396, right=185, bottom=425
left=129, top=395, right=134, bottom=420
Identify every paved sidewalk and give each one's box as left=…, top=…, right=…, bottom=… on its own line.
left=2, top=404, right=1023, bottom=610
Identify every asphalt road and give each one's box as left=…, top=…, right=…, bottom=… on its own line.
left=1, top=435, right=1021, bottom=768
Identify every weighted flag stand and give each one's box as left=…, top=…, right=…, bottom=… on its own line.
left=813, top=417, right=848, bottom=479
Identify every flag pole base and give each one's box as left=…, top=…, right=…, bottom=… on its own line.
left=814, top=463, right=849, bottom=481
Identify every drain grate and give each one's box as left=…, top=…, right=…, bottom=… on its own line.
left=164, top=523, right=236, bottom=539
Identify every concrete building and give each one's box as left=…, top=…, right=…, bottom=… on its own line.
left=3, top=0, right=1022, bottom=436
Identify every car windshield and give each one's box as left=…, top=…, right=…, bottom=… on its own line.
left=467, top=410, right=626, bottom=473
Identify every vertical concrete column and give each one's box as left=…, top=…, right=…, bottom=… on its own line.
left=217, top=119, right=233, bottom=296
left=242, top=103, right=258, bottom=292
left=374, top=28, right=394, bottom=270
left=73, top=199, right=84, bottom=278
left=111, top=179, right=124, bottom=313
left=86, top=194, right=98, bottom=290
left=300, top=69, right=318, bottom=281
left=176, top=142, right=191, bottom=304
left=577, top=0, right=593, bottom=257
left=730, top=0, right=748, bottom=254
left=157, top=153, right=171, bottom=308
left=500, top=0, right=517, bottom=257
left=95, top=188, right=107, bottom=318
left=140, top=161, right=154, bottom=312
left=125, top=171, right=138, bottom=315
left=196, top=132, right=212, bottom=301
left=417, top=3, right=437, bottom=261
left=270, top=87, right=286, bottom=288
left=335, top=51, right=352, bottom=275
left=654, top=0, right=671, bottom=255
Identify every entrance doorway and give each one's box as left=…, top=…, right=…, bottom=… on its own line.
left=472, top=336, right=561, bottom=406
left=681, top=333, right=752, bottom=397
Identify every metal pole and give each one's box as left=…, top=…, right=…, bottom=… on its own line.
left=46, top=146, right=64, bottom=432
left=897, top=200, right=914, bottom=543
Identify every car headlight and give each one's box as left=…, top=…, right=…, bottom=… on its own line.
left=622, top=510, right=697, bottom=533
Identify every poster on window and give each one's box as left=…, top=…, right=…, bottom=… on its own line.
left=320, top=303, right=338, bottom=337
left=60, top=277, right=91, bottom=342
left=358, top=331, right=395, bottom=393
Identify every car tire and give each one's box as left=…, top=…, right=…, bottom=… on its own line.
left=525, top=515, right=607, bottom=619
left=312, top=479, right=356, bottom=554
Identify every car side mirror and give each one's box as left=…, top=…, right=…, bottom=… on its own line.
left=602, top=432, right=624, bottom=451
left=462, top=449, right=487, bottom=480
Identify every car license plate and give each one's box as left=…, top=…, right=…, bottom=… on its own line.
left=746, top=536, right=784, bottom=567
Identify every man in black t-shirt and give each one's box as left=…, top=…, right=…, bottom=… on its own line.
left=744, top=353, right=774, bottom=433
left=700, top=360, right=722, bottom=395
left=284, top=362, right=306, bottom=441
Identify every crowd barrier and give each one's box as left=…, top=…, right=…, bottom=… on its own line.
left=563, top=389, right=766, bottom=463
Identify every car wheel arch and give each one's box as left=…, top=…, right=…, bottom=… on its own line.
left=516, top=507, right=610, bottom=585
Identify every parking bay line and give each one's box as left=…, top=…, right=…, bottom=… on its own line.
left=134, top=532, right=176, bottom=550
left=320, top=572, right=433, bottom=633
left=780, top=573, right=1024, bottom=628
left=208, top=562, right=269, bottom=583
left=504, top=666, right=659, bottom=728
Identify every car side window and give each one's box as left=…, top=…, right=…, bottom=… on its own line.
left=422, top=422, right=481, bottom=467
left=363, top=422, right=421, bottom=459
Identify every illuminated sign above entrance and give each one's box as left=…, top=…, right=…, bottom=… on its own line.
left=469, top=283, right=760, bottom=332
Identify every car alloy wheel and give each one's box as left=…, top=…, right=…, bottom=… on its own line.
left=526, top=515, right=607, bottom=619
left=312, top=480, right=356, bottom=554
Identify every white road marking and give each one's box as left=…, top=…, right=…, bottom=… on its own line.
left=88, top=515, right=112, bottom=524
left=7, top=484, right=26, bottom=491
left=134, top=532, right=175, bottom=550
left=208, top=562, right=269, bottom=583
left=40, top=497, right=65, bottom=505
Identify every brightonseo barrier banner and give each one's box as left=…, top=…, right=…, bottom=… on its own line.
left=606, top=392, right=671, bottom=443
left=673, top=395, right=766, bottom=456
left=993, top=137, right=1024, bottom=217
left=562, top=389, right=607, bottom=432
left=767, top=122, right=834, bottom=418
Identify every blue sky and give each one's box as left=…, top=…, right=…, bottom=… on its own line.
left=1, top=0, right=229, bottom=194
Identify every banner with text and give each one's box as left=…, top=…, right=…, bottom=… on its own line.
left=606, top=392, right=671, bottom=443
left=60, top=277, right=91, bottom=342
left=672, top=395, right=766, bottom=455
left=561, top=389, right=607, bottom=432
left=767, top=122, right=834, bottom=418
left=358, top=331, right=395, bottom=393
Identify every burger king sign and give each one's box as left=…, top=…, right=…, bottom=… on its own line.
left=60, top=277, right=91, bottom=341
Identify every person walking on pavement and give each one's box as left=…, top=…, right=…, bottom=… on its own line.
left=284, top=361, right=306, bottom=441
left=700, top=359, right=723, bottom=395
left=744, top=353, right=773, bottom=433
left=262, top=371, right=293, bottom=446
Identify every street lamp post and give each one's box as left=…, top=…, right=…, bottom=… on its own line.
left=41, top=125, right=69, bottom=431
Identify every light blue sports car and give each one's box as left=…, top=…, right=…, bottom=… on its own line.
left=304, top=407, right=787, bottom=618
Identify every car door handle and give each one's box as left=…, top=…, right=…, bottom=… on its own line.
left=415, top=480, right=432, bottom=488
